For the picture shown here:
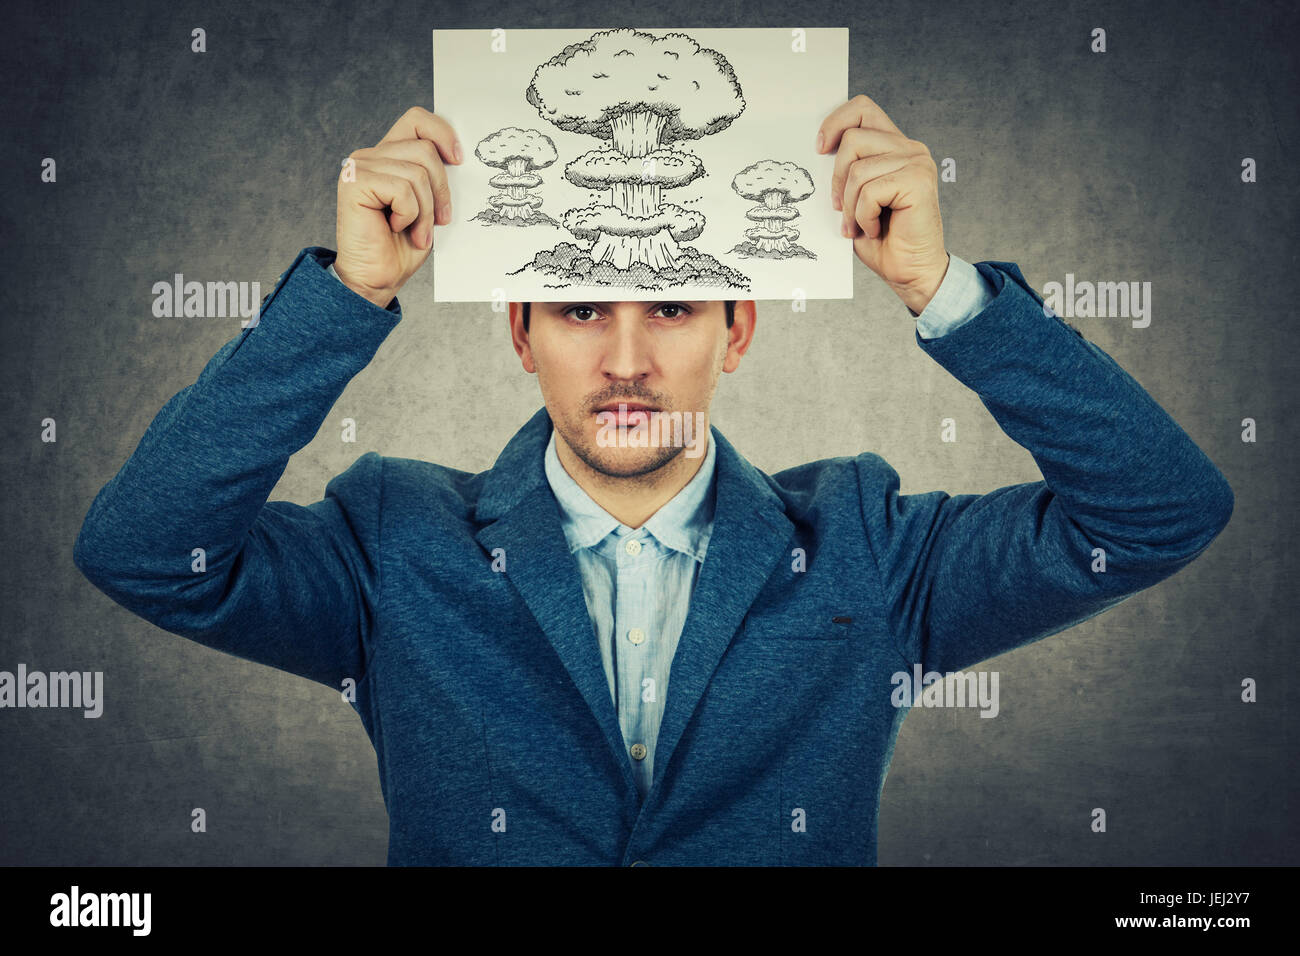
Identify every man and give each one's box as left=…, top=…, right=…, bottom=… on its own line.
left=73, top=97, right=1233, bottom=866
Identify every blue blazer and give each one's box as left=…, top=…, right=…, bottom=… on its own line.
left=73, top=248, right=1234, bottom=865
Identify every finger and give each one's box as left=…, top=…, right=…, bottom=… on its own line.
left=831, top=132, right=912, bottom=216
left=816, top=93, right=904, bottom=156
left=350, top=170, right=423, bottom=237
left=851, top=170, right=913, bottom=241
left=377, top=106, right=462, bottom=167
left=840, top=153, right=910, bottom=237
left=356, top=157, right=438, bottom=243
left=366, top=138, right=452, bottom=227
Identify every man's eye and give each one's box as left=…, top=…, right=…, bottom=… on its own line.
left=561, top=304, right=692, bottom=322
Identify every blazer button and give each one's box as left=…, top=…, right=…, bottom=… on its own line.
left=629, top=860, right=649, bottom=866
left=630, top=743, right=647, bottom=760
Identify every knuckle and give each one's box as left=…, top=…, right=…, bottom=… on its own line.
left=403, top=161, right=429, bottom=189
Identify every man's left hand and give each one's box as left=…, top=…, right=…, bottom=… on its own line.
left=817, top=94, right=949, bottom=315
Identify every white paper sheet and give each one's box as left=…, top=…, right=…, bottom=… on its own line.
left=430, top=27, right=850, bottom=303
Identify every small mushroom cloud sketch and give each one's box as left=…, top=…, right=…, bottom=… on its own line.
left=503, top=27, right=753, bottom=292
left=472, top=127, right=560, bottom=226
left=729, top=160, right=817, bottom=259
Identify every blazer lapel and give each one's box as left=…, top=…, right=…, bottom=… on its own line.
left=472, top=407, right=795, bottom=811
left=643, top=427, right=794, bottom=803
left=473, top=408, right=641, bottom=800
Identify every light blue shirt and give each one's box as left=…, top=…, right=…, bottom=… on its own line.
left=543, top=429, right=716, bottom=798
left=325, top=253, right=993, bottom=800
left=912, top=253, right=995, bottom=338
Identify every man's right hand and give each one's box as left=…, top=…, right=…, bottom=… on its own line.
left=334, top=107, right=462, bottom=309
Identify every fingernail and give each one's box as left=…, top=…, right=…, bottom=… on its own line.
left=816, top=130, right=824, bottom=152
left=438, top=203, right=451, bottom=224
left=453, top=140, right=464, bottom=163
left=832, top=194, right=841, bottom=211
left=842, top=221, right=851, bottom=238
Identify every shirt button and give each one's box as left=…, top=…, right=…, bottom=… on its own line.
left=624, top=538, right=642, bottom=556
left=630, top=743, right=647, bottom=760
left=627, top=627, right=645, bottom=645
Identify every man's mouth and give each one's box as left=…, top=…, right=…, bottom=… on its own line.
left=594, top=403, right=659, bottom=426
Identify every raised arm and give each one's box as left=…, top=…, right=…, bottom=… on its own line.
left=858, top=259, right=1232, bottom=674
left=73, top=107, right=461, bottom=689
left=815, top=94, right=1231, bottom=673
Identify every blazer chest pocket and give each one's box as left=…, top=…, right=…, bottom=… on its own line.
left=738, top=611, right=856, bottom=643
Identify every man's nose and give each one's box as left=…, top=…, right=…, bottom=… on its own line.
left=601, top=316, right=655, bottom=381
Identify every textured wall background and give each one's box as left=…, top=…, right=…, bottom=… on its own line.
left=1, top=0, right=1295, bottom=865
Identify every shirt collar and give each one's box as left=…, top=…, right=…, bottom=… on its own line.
left=543, top=425, right=716, bottom=562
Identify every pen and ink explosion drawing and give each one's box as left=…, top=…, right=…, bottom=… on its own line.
left=471, top=127, right=561, bottom=227
left=490, top=28, right=754, bottom=292
left=728, top=160, right=817, bottom=259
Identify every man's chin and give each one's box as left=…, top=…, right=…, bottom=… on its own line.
left=576, top=441, right=682, bottom=479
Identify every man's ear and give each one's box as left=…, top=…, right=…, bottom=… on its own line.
left=723, top=300, right=757, bottom=373
left=508, top=302, right=536, bottom=373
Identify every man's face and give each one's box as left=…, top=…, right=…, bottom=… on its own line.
left=509, top=301, right=754, bottom=480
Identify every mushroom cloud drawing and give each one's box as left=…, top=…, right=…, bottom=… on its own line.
left=515, top=28, right=752, bottom=290
left=473, top=127, right=559, bottom=226
left=729, top=160, right=817, bottom=259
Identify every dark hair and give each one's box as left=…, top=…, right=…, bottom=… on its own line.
left=523, top=301, right=735, bottom=333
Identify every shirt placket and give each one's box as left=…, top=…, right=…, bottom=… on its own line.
left=614, top=527, right=654, bottom=797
